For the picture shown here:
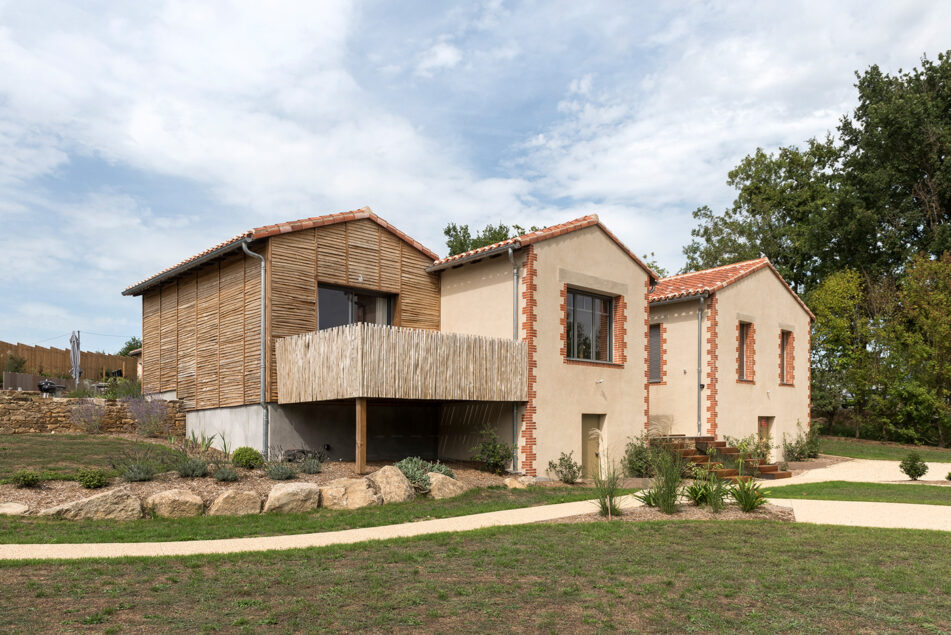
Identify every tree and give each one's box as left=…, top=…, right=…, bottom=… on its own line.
left=641, top=252, right=669, bottom=277
left=444, top=222, right=541, bottom=256
left=117, top=336, right=142, bottom=356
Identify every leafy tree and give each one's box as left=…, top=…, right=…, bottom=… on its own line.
left=641, top=252, right=669, bottom=277
left=444, top=222, right=541, bottom=256
left=117, top=336, right=142, bottom=356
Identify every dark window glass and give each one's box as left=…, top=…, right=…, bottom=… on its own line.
left=318, top=286, right=392, bottom=330
left=566, top=290, right=613, bottom=362
left=318, top=287, right=351, bottom=330
left=739, top=322, right=750, bottom=380
left=780, top=330, right=791, bottom=383
left=649, top=324, right=662, bottom=382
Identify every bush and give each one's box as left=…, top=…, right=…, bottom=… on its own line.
left=428, top=460, right=455, bottom=479
left=122, top=397, right=170, bottom=437
left=76, top=468, right=109, bottom=489
left=731, top=479, right=769, bottom=512
left=899, top=452, right=929, bottom=481
left=300, top=456, right=322, bottom=474
left=548, top=451, right=582, bottom=484
left=265, top=462, right=296, bottom=481
left=634, top=488, right=659, bottom=507
left=70, top=399, right=106, bottom=434
left=471, top=428, right=513, bottom=475
left=176, top=457, right=209, bottom=478
left=946, top=471, right=951, bottom=481
left=4, top=354, right=26, bottom=373
left=650, top=450, right=687, bottom=514
left=395, top=456, right=433, bottom=493
left=109, top=442, right=177, bottom=482
left=684, top=472, right=728, bottom=512
left=592, top=458, right=624, bottom=518
left=231, top=447, right=265, bottom=469
left=724, top=434, right=772, bottom=462
left=213, top=465, right=239, bottom=482
left=622, top=434, right=657, bottom=478
left=10, top=469, right=41, bottom=488
left=122, top=462, right=156, bottom=482
left=783, top=421, right=820, bottom=462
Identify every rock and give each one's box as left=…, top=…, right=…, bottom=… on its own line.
left=427, top=472, right=469, bottom=499
left=0, top=502, right=29, bottom=516
left=39, top=487, right=142, bottom=520
left=320, top=478, right=382, bottom=510
left=263, top=482, right=321, bottom=513
left=504, top=477, right=527, bottom=489
left=145, top=489, right=205, bottom=518
left=366, top=466, right=414, bottom=504
left=207, top=489, right=262, bottom=516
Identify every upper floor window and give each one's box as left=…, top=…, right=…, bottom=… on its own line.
left=779, top=330, right=794, bottom=385
left=649, top=323, right=662, bottom=382
left=318, top=285, right=393, bottom=330
left=566, top=289, right=613, bottom=362
left=738, top=321, right=754, bottom=381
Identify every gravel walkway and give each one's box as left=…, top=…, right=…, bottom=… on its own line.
left=779, top=457, right=951, bottom=486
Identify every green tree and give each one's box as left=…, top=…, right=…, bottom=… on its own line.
left=117, top=336, right=141, bottom=356
left=640, top=252, right=669, bottom=277
left=444, top=222, right=541, bottom=256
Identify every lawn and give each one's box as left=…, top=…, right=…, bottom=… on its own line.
left=769, top=481, right=951, bottom=506
left=0, top=486, right=631, bottom=544
left=0, top=434, right=179, bottom=481
left=1, top=521, right=949, bottom=632
left=820, top=436, right=951, bottom=462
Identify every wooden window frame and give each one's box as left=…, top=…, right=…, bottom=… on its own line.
left=565, top=288, right=614, bottom=363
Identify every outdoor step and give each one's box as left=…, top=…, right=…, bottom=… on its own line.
left=714, top=447, right=740, bottom=455
left=712, top=468, right=738, bottom=477
left=688, top=455, right=710, bottom=464
left=760, top=471, right=792, bottom=479
left=727, top=475, right=753, bottom=483
left=743, top=458, right=763, bottom=466
left=757, top=464, right=779, bottom=473
left=677, top=449, right=700, bottom=457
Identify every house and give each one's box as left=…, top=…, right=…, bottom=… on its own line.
left=123, top=208, right=811, bottom=476
left=647, top=258, right=814, bottom=460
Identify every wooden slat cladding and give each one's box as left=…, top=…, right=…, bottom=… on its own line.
left=159, top=284, right=178, bottom=392
left=316, top=223, right=347, bottom=286
left=379, top=230, right=402, bottom=293
left=176, top=274, right=197, bottom=409
left=218, top=254, right=245, bottom=407
left=276, top=323, right=527, bottom=403
left=244, top=245, right=263, bottom=404
left=346, top=219, right=380, bottom=288
left=196, top=264, right=220, bottom=409
left=141, top=290, right=161, bottom=393
left=398, top=243, right=441, bottom=330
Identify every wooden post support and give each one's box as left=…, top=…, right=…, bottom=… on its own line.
left=355, top=397, right=367, bottom=474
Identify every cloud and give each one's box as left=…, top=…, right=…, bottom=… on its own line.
left=415, top=40, right=464, bottom=77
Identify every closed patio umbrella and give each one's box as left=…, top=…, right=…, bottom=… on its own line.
left=69, top=331, right=81, bottom=382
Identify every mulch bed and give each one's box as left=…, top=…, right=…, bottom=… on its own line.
left=544, top=503, right=796, bottom=524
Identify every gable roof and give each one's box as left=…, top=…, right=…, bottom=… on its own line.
left=122, top=207, right=437, bottom=296
left=427, top=214, right=658, bottom=280
left=649, top=257, right=814, bottom=320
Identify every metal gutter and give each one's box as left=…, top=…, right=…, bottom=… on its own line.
left=507, top=246, right=519, bottom=472
left=122, top=238, right=249, bottom=296
left=648, top=293, right=709, bottom=308
left=425, top=242, right=521, bottom=273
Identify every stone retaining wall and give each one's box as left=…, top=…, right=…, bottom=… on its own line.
left=0, top=390, right=186, bottom=436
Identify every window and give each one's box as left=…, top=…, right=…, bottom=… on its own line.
left=780, top=330, right=793, bottom=384
left=318, top=285, right=393, bottom=330
left=738, top=322, right=754, bottom=381
left=649, top=324, right=662, bottom=382
left=566, top=289, right=613, bottom=362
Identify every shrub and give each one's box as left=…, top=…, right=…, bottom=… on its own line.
left=684, top=471, right=728, bottom=512
left=731, top=479, right=769, bottom=512
left=213, top=465, right=239, bottom=482
left=70, top=399, right=106, bottom=433
left=899, top=452, right=928, bottom=481
left=76, top=468, right=109, bottom=489
left=946, top=472, right=951, bottom=481
left=724, top=434, right=772, bottom=462
left=231, top=447, right=265, bottom=469
left=782, top=421, right=820, bottom=462
left=4, top=354, right=26, bottom=373
left=265, top=462, right=296, bottom=481
left=650, top=450, right=687, bottom=514
left=592, top=458, right=624, bottom=518
left=300, top=456, right=322, bottom=475
left=395, top=456, right=433, bottom=493
left=634, top=488, right=659, bottom=507
left=176, top=457, right=209, bottom=478
left=471, top=428, right=513, bottom=475
left=10, top=469, right=41, bottom=488
left=548, top=451, right=582, bottom=484
left=622, top=434, right=658, bottom=477
left=428, top=460, right=455, bottom=479
left=683, top=480, right=710, bottom=506
left=122, top=397, right=170, bottom=437
left=122, top=462, right=156, bottom=482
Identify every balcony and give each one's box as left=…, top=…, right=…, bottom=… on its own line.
left=276, top=323, right=528, bottom=404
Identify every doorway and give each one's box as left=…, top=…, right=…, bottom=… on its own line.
left=758, top=416, right=774, bottom=460
left=581, top=414, right=603, bottom=479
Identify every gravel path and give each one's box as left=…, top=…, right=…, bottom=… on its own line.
left=779, top=457, right=951, bottom=486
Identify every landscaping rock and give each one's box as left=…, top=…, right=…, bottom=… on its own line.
left=145, top=489, right=205, bottom=518
left=0, top=502, right=29, bottom=516
left=320, top=478, right=383, bottom=510
left=208, top=489, right=262, bottom=516
left=366, top=466, right=414, bottom=504
left=263, top=482, right=321, bottom=513
left=39, top=487, right=142, bottom=520
left=504, top=477, right=527, bottom=489
left=427, top=472, right=469, bottom=499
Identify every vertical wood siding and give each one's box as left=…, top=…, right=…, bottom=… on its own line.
left=176, top=273, right=197, bottom=408
left=142, top=290, right=161, bottom=393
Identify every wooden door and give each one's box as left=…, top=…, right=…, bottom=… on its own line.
left=582, top=414, right=602, bottom=479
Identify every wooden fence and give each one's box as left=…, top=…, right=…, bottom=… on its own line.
left=0, top=340, right=136, bottom=381
left=277, top=323, right=528, bottom=403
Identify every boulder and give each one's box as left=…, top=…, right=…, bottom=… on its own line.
left=366, top=466, right=414, bottom=504
left=0, top=502, right=29, bottom=516
left=263, top=482, right=321, bottom=513
left=517, top=475, right=537, bottom=486
left=504, top=477, right=527, bottom=490
left=427, top=472, right=469, bottom=499
left=320, top=478, right=382, bottom=510
left=145, top=489, right=205, bottom=518
left=39, top=487, right=142, bottom=520
left=207, top=489, right=262, bottom=516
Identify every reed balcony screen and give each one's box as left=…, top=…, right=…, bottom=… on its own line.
left=276, top=323, right=528, bottom=403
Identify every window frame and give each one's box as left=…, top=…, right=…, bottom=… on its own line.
left=565, top=288, right=614, bottom=363
left=780, top=329, right=792, bottom=385
left=738, top=321, right=751, bottom=381
left=317, top=284, right=394, bottom=330
left=648, top=323, right=662, bottom=383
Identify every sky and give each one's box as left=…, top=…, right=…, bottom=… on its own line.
left=0, top=0, right=948, bottom=354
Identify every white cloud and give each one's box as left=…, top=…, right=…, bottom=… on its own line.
left=415, top=40, right=464, bottom=77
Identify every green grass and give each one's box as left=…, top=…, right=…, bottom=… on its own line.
left=1, top=522, right=949, bottom=632
left=769, top=481, right=951, bottom=506
left=0, top=434, right=179, bottom=482
left=820, top=436, right=951, bottom=462
left=0, top=486, right=633, bottom=544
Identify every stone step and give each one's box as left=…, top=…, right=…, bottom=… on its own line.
left=759, top=470, right=792, bottom=479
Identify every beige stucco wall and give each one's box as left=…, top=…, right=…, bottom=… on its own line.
left=648, top=298, right=704, bottom=436
left=711, top=268, right=811, bottom=460
left=440, top=254, right=518, bottom=339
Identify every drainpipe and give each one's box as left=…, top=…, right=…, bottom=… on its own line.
left=242, top=240, right=269, bottom=457
left=697, top=294, right=707, bottom=436
left=508, top=246, right=519, bottom=472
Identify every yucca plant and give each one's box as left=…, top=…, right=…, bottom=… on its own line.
left=731, top=478, right=769, bottom=512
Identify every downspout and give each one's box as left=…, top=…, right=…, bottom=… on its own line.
left=508, top=246, right=519, bottom=472
left=242, top=240, right=269, bottom=457
left=697, top=293, right=707, bottom=436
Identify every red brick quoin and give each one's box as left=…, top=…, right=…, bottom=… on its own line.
left=736, top=321, right=756, bottom=383
left=704, top=296, right=719, bottom=437
left=642, top=277, right=651, bottom=430
left=559, top=284, right=627, bottom=369
left=519, top=247, right=539, bottom=476
left=645, top=322, right=668, bottom=386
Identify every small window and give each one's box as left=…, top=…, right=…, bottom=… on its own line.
left=566, top=289, right=613, bottom=362
left=780, top=330, right=793, bottom=384
left=649, top=324, right=662, bottom=382
left=318, top=285, right=393, bottom=330
left=738, top=322, right=751, bottom=381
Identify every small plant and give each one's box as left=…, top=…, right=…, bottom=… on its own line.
left=648, top=449, right=687, bottom=514
left=592, top=457, right=624, bottom=518
left=122, top=396, right=170, bottom=437
left=122, top=462, right=156, bottom=482
left=428, top=460, right=455, bottom=479
left=11, top=469, right=42, bottom=488
left=213, top=465, right=239, bottom=482
left=300, top=456, right=323, bottom=474
left=685, top=471, right=729, bottom=513
left=548, top=451, right=583, bottom=484
left=684, top=480, right=710, bottom=506
left=725, top=434, right=772, bottom=463
left=782, top=421, right=820, bottom=462
left=946, top=472, right=950, bottom=481
left=76, top=468, right=110, bottom=489
left=731, top=479, right=769, bottom=512
left=176, top=457, right=209, bottom=478
left=634, top=488, right=659, bottom=507
left=899, top=452, right=928, bottom=481
left=471, top=428, right=513, bottom=475
left=622, top=433, right=658, bottom=478
left=395, top=456, right=433, bottom=493
left=265, top=462, right=297, bottom=481
left=231, top=447, right=265, bottom=469
left=70, top=398, right=106, bottom=433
